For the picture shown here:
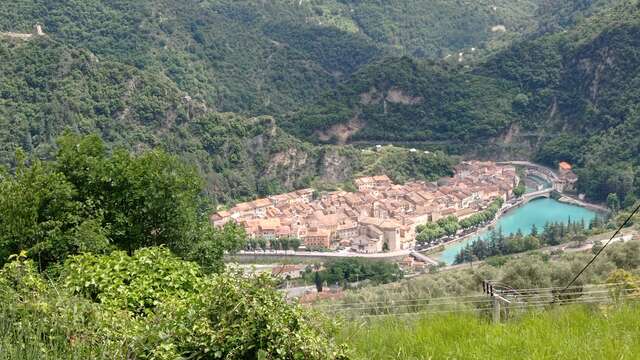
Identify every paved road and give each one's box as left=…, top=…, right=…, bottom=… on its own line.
left=236, top=249, right=411, bottom=259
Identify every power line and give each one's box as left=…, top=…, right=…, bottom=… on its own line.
left=351, top=306, right=495, bottom=318
left=329, top=290, right=630, bottom=314
left=313, top=295, right=488, bottom=309
left=345, top=293, right=640, bottom=318
left=311, top=281, right=640, bottom=311
left=342, top=291, right=640, bottom=319
left=328, top=289, right=628, bottom=312
left=481, top=281, right=624, bottom=293
left=560, top=202, right=640, bottom=293
left=331, top=300, right=493, bottom=313
left=312, top=293, right=489, bottom=308
left=320, top=282, right=640, bottom=317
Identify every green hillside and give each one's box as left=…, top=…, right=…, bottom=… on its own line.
left=0, top=0, right=618, bottom=115
left=481, top=0, right=640, bottom=201
left=314, top=0, right=539, bottom=57
left=0, top=0, right=382, bottom=115
left=1, top=0, right=638, bottom=205
left=0, top=0, right=537, bottom=204
left=284, top=0, right=640, bottom=201
left=284, top=56, right=518, bottom=143
left=0, top=38, right=342, bottom=203
left=0, top=39, right=452, bottom=204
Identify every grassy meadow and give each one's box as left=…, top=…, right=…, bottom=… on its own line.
left=340, top=304, right=640, bottom=359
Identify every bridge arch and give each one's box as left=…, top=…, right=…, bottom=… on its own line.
left=521, top=189, right=553, bottom=203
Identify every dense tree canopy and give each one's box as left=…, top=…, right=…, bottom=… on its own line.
left=1, top=0, right=638, bottom=205
left=305, top=258, right=403, bottom=287
left=0, top=133, right=244, bottom=270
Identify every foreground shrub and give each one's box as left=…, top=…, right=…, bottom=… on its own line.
left=140, top=270, right=348, bottom=359
left=0, top=255, right=130, bottom=359
left=0, top=249, right=348, bottom=359
left=62, top=247, right=206, bottom=315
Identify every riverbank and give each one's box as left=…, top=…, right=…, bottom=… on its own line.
left=423, top=166, right=608, bottom=264
left=434, top=197, right=600, bottom=264
left=558, top=195, right=609, bottom=213
left=421, top=198, right=523, bottom=258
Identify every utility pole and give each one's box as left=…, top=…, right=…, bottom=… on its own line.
left=483, top=280, right=511, bottom=324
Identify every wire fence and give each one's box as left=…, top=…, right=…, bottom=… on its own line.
left=312, top=281, right=640, bottom=320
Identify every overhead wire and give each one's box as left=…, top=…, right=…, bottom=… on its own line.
left=313, top=281, right=640, bottom=311
left=560, top=201, right=640, bottom=293
left=344, top=293, right=640, bottom=319
left=318, top=285, right=640, bottom=316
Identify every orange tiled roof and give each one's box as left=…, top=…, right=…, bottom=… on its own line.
left=559, top=161, right=572, bottom=171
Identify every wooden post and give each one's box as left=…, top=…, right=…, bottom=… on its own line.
left=504, top=298, right=510, bottom=321
left=492, top=296, right=501, bottom=324
left=492, top=294, right=511, bottom=324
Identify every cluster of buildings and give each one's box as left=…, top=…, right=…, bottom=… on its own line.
left=211, top=161, right=519, bottom=253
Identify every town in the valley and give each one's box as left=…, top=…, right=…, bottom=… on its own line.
left=211, top=161, right=532, bottom=254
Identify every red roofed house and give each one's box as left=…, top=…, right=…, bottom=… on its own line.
left=557, top=162, right=578, bottom=192
left=558, top=161, right=572, bottom=172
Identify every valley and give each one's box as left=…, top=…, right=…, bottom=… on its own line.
left=2, top=1, right=640, bottom=359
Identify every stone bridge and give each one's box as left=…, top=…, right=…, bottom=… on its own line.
left=521, top=188, right=553, bottom=203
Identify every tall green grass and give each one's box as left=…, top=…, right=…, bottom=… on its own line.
left=340, top=304, right=640, bottom=359
left=0, top=316, right=120, bottom=360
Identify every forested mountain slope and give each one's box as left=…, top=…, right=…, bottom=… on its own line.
left=286, top=0, right=640, bottom=202
left=0, top=0, right=543, bottom=204
left=0, top=36, right=457, bottom=204
left=283, top=57, right=519, bottom=143
left=0, top=0, right=636, bottom=205
left=0, top=0, right=382, bottom=115
left=0, top=0, right=616, bottom=115
left=481, top=0, right=640, bottom=201
left=0, top=38, right=365, bottom=203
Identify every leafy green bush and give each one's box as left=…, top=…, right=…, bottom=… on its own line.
left=0, top=256, right=129, bottom=359
left=0, top=250, right=349, bottom=359
left=142, top=269, right=348, bottom=359
left=62, top=247, right=205, bottom=315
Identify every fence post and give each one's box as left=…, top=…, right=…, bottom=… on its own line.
left=492, top=295, right=501, bottom=324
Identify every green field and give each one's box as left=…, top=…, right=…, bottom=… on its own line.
left=340, top=304, right=640, bottom=359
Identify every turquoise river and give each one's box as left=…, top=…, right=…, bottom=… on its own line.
left=438, top=198, right=599, bottom=265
